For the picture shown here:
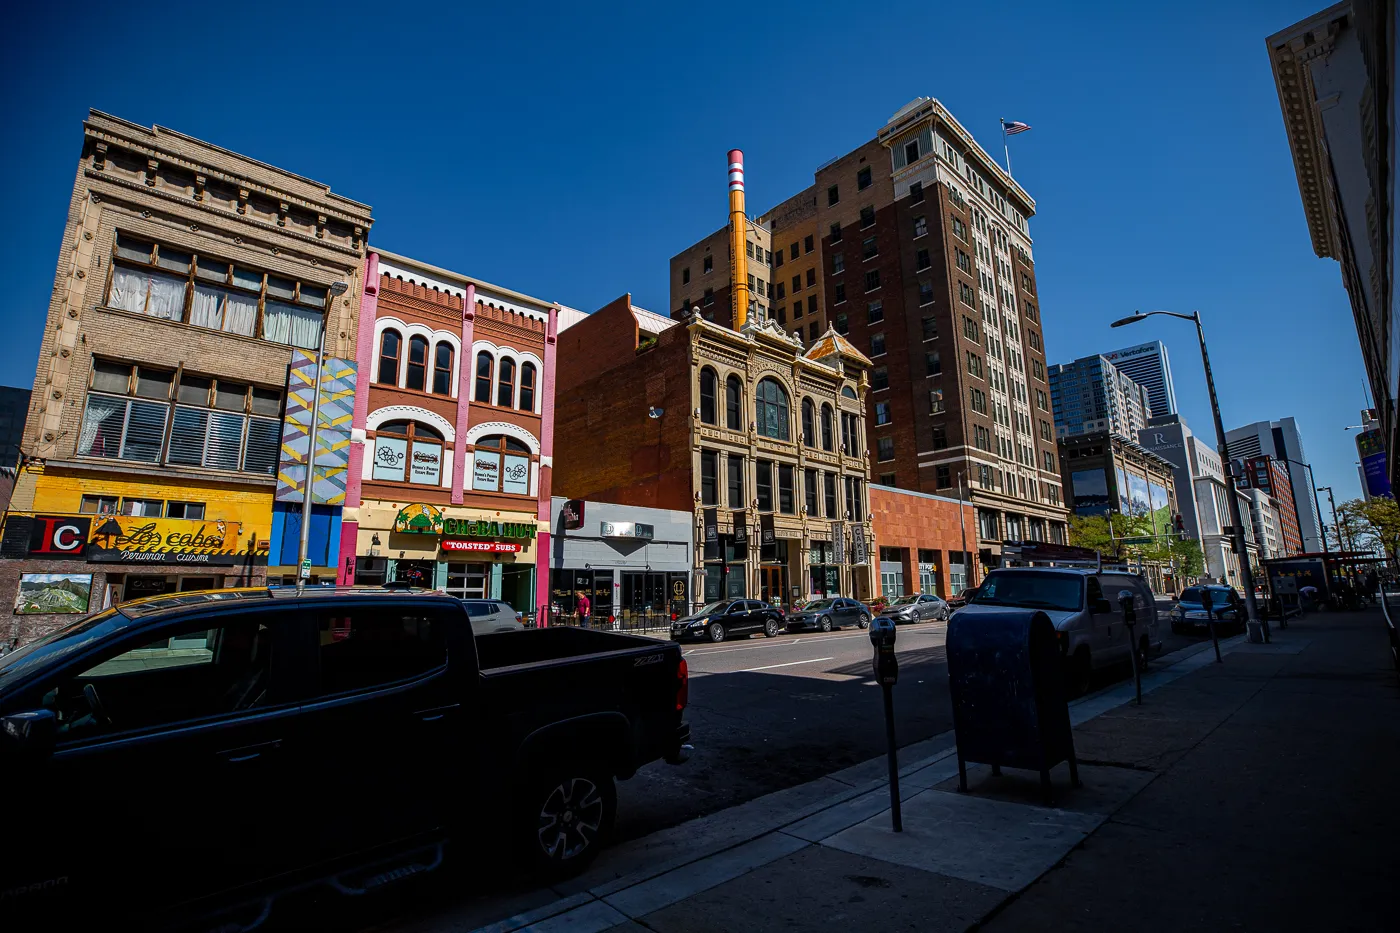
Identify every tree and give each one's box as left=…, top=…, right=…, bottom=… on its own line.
left=1337, top=496, right=1400, bottom=567
left=1167, top=537, right=1205, bottom=578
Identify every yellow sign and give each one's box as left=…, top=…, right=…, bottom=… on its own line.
left=90, top=517, right=240, bottom=552
left=394, top=504, right=444, bottom=535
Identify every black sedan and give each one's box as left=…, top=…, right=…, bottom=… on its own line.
left=785, top=597, right=872, bottom=633
left=672, top=599, right=784, bottom=642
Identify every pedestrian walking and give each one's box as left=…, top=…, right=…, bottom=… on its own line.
left=576, top=590, right=592, bottom=629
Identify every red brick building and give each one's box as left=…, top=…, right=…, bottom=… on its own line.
left=869, top=485, right=977, bottom=598
left=1243, top=455, right=1303, bottom=556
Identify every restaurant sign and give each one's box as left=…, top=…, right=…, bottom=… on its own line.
left=86, top=517, right=250, bottom=566
left=394, top=505, right=535, bottom=540
left=442, top=540, right=523, bottom=553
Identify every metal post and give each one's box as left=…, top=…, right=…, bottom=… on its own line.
left=882, top=683, right=903, bottom=832
left=296, top=323, right=328, bottom=594
left=1126, top=616, right=1141, bottom=704
left=1195, top=312, right=1265, bottom=642
left=958, top=471, right=973, bottom=589
left=1206, top=602, right=1222, bottom=663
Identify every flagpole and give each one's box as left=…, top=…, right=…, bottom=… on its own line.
left=1000, top=118, right=1012, bottom=175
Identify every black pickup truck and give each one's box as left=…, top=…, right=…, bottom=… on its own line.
left=0, top=587, right=691, bottom=930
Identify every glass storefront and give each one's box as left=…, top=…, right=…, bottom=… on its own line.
left=808, top=540, right=841, bottom=597
left=446, top=562, right=487, bottom=599
left=621, top=571, right=689, bottom=615
left=550, top=567, right=615, bottom=618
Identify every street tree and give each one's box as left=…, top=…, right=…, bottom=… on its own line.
left=1337, top=497, right=1400, bottom=567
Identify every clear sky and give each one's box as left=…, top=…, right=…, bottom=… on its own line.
left=0, top=0, right=1369, bottom=504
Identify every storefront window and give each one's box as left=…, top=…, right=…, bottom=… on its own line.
left=354, top=557, right=387, bottom=586
left=621, top=571, right=686, bottom=614
left=551, top=568, right=614, bottom=617
left=372, top=420, right=443, bottom=486
left=445, top=562, right=487, bottom=598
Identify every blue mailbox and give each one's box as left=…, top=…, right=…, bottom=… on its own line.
left=946, top=608, right=1080, bottom=805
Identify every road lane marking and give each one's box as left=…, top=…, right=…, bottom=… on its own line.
left=740, top=657, right=834, bottom=672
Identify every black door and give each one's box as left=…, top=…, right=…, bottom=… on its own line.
left=2, top=609, right=302, bottom=917
left=291, top=600, right=462, bottom=866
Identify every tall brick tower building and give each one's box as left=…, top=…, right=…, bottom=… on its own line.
left=670, top=98, right=1068, bottom=561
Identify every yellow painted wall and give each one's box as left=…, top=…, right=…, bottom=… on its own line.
left=27, top=466, right=274, bottom=544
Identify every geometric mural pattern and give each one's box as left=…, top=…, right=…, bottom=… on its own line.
left=275, top=350, right=356, bottom=505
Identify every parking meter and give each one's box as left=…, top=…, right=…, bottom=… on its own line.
left=868, top=616, right=902, bottom=831
left=1118, top=590, right=1141, bottom=705
left=870, top=617, right=898, bottom=685
left=1199, top=587, right=1222, bottom=663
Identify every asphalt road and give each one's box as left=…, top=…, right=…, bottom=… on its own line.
left=277, top=608, right=1214, bottom=932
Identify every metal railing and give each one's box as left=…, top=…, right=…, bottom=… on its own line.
left=525, top=607, right=677, bottom=634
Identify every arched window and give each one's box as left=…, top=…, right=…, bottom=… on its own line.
left=474, top=352, right=493, bottom=403
left=432, top=343, right=454, bottom=395
left=699, top=368, right=718, bottom=424
left=472, top=434, right=532, bottom=495
left=377, top=329, right=401, bottom=386
left=370, top=419, right=444, bottom=486
left=841, top=385, right=858, bottom=399
left=725, top=375, right=743, bottom=430
left=405, top=336, right=428, bottom=392
left=519, top=362, right=537, bottom=411
left=801, top=398, right=816, bottom=447
left=821, top=403, right=834, bottom=452
left=754, top=378, right=790, bottom=441
left=497, top=357, right=516, bottom=407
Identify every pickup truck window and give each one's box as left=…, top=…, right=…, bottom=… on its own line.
left=317, top=609, right=445, bottom=695
left=45, top=617, right=273, bottom=740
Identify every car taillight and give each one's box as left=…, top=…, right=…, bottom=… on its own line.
left=676, top=658, right=689, bottom=712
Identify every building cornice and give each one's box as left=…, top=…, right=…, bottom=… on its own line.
left=1265, top=3, right=1350, bottom=259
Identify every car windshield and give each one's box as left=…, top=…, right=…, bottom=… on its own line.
left=804, top=599, right=835, bottom=611
left=1179, top=587, right=1203, bottom=603
left=0, top=608, right=125, bottom=692
left=890, top=596, right=920, bottom=606
left=968, top=572, right=1083, bottom=612
left=695, top=601, right=730, bottom=616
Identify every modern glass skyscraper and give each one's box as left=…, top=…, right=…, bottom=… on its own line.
left=1103, top=340, right=1178, bottom=419
left=1048, top=355, right=1152, bottom=440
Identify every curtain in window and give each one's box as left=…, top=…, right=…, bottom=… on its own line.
left=224, top=291, right=257, bottom=336
left=194, top=284, right=258, bottom=334
left=109, top=268, right=149, bottom=315
left=145, top=272, right=186, bottom=321
left=264, top=301, right=323, bottom=350
left=190, top=284, right=224, bottom=330
left=78, top=396, right=125, bottom=457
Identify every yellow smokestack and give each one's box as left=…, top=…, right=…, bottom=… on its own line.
left=728, top=149, right=749, bottom=329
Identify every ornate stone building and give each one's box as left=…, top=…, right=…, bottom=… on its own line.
left=555, top=298, right=874, bottom=609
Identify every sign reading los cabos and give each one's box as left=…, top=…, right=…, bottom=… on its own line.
left=86, top=517, right=255, bottom=566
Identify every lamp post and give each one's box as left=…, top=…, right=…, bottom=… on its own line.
left=1111, top=310, right=1266, bottom=642
left=1318, top=485, right=1347, bottom=553
left=957, top=470, right=973, bottom=590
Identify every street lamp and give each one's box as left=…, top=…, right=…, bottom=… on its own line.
left=1275, top=457, right=1328, bottom=559
left=1111, top=310, right=1266, bottom=642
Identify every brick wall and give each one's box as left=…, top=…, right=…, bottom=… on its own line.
left=869, top=484, right=974, bottom=596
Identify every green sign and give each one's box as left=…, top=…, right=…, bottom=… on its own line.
left=1120, top=536, right=1154, bottom=546
left=441, top=518, right=534, bottom=539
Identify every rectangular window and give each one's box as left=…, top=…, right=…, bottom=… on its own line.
left=79, top=494, right=120, bottom=514
left=932, top=423, right=947, bottom=449
left=870, top=332, right=886, bottom=356
left=682, top=267, right=690, bottom=284
left=834, top=283, right=846, bottom=305
left=778, top=464, right=795, bottom=514
left=936, top=466, right=951, bottom=488
left=806, top=268, right=816, bottom=287
left=930, top=389, right=945, bottom=414
left=922, top=315, right=938, bottom=340
left=966, top=352, right=982, bottom=378
left=748, top=273, right=755, bottom=290
left=808, top=319, right=818, bottom=340
left=877, top=437, right=894, bottom=461
left=165, top=501, right=206, bottom=519
left=915, top=248, right=931, bottom=271
left=827, top=185, right=839, bottom=206
left=776, top=305, right=787, bottom=324
left=756, top=460, right=773, bottom=511
left=746, top=241, right=755, bottom=259
left=1036, top=389, right=1049, bottom=411
left=824, top=472, right=837, bottom=518
left=120, top=497, right=163, bottom=517
left=963, top=316, right=979, bottom=341
left=805, top=468, right=819, bottom=515
left=919, top=281, right=934, bottom=306
left=913, top=216, right=927, bottom=238
left=790, top=243, right=799, bottom=260
left=872, top=366, right=889, bottom=390
left=1043, top=450, right=1056, bottom=472
left=808, top=296, right=817, bottom=315
left=956, top=250, right=972, bottom=273
left=969, top=388, right=987, bottom=414
left=862, top=236, right=878, bottom=260
left=774, top=249, right=784, bottom=268
left=830, top=222, right=842, bottom=243
left=959, top=283, right=975, bottom=306
left=926, top=351, right=941, bottom=376
left=804, top=235, right=814, bottom=253
left=865, top=270, right=881, bottom=292
left=835, top=313, right=849, bottom=335
left=832, top=253, right=844, bottom=275
left=756, top=279, right=766, bottom=298
left=776, top=282, right=786, bottom=299
left=703, top=255, right=713, bottom=273
left=859, top=206, right=875, bottom=228
left=700, top=450, right=718, bottom=506
left=792, top=275, right=802, bottom=293
left=951, top=216, right=967, bottom=241
left=867, top=300, right=883, bottom=324
left=727, top=454, right=744, bottom=508
left=910, top=181, right=924, bottom=203
left=857, top=166, right=872, bottom=190
left=875, top=401, right=891, bottom=425
left=703, top=288, right=714, bottom=306
left=1040, top=420, right=1052, bottom=441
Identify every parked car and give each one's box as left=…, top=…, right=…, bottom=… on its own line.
left=785, top=597, right=872, bottom=633
left=1169, top=585, right=1244, bottom=633
left=954, top=568, right=1161, bottom=697
left=946, top=585, right=978, bottom=609
left=462, top=598, right=524, bottom=634
left=0, top=588, right=691, bottom=930
left=672, top=599, right=783, bottom=642
left=879, top=593, right=950, bottom=624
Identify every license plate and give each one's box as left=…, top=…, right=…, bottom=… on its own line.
left=1186, top=611, right=1209, bottom=620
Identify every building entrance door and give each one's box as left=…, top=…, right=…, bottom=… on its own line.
left=759, top=565, right=787, bottom=607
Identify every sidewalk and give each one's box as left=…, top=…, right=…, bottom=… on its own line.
left=450, top=611, right=1398, bottom=933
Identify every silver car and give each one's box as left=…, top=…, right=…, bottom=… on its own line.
left=879, top=593, right=949, bottom=624
left=785, top=597, right=872, bottom=632
left=462, top=599, right=524, bottom=635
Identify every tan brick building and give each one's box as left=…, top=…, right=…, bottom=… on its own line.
left=2, top=111, right=372, bottom=641
left=556, top=301, right=875, bottom=607
left=669, top=221, right=774, bottom=330
left=669, top=99, right=1069, bottom=575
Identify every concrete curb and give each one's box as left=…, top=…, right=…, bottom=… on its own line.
left=465, top=632, right=1253, bottom=933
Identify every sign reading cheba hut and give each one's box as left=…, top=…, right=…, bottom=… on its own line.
left=86, top=517, right=262, bottom=566
left=393, top=505, right=534, bottom=551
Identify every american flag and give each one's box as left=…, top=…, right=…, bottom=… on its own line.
left=1003, top=120, right=1032, bottom=135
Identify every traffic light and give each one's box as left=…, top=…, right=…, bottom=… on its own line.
left=1174, top=514, right=1186, bottom=536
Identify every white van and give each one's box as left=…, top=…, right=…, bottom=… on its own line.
left=953, top=567, right=1161, bottom=696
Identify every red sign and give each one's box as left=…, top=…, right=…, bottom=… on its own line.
left=441, top=539, right=522, bottom=553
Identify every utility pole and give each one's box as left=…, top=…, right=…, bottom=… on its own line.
left=957, top=471, right=974, bottom=590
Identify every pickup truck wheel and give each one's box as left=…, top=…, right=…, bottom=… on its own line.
left=707, top=622, right=727, bottom=642
left=523, top=766, right=616, bottom=879
left=763, top=618, right=780, bottom=638
left=819, top=615, right=833, bottom=633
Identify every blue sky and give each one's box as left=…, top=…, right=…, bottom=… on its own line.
left=0, top=0, right=1368, bottom=502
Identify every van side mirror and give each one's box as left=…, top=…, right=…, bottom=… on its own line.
left=1091, top=597, right=1112, bottom=614
left=0, top=709, right=57, bottom=759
